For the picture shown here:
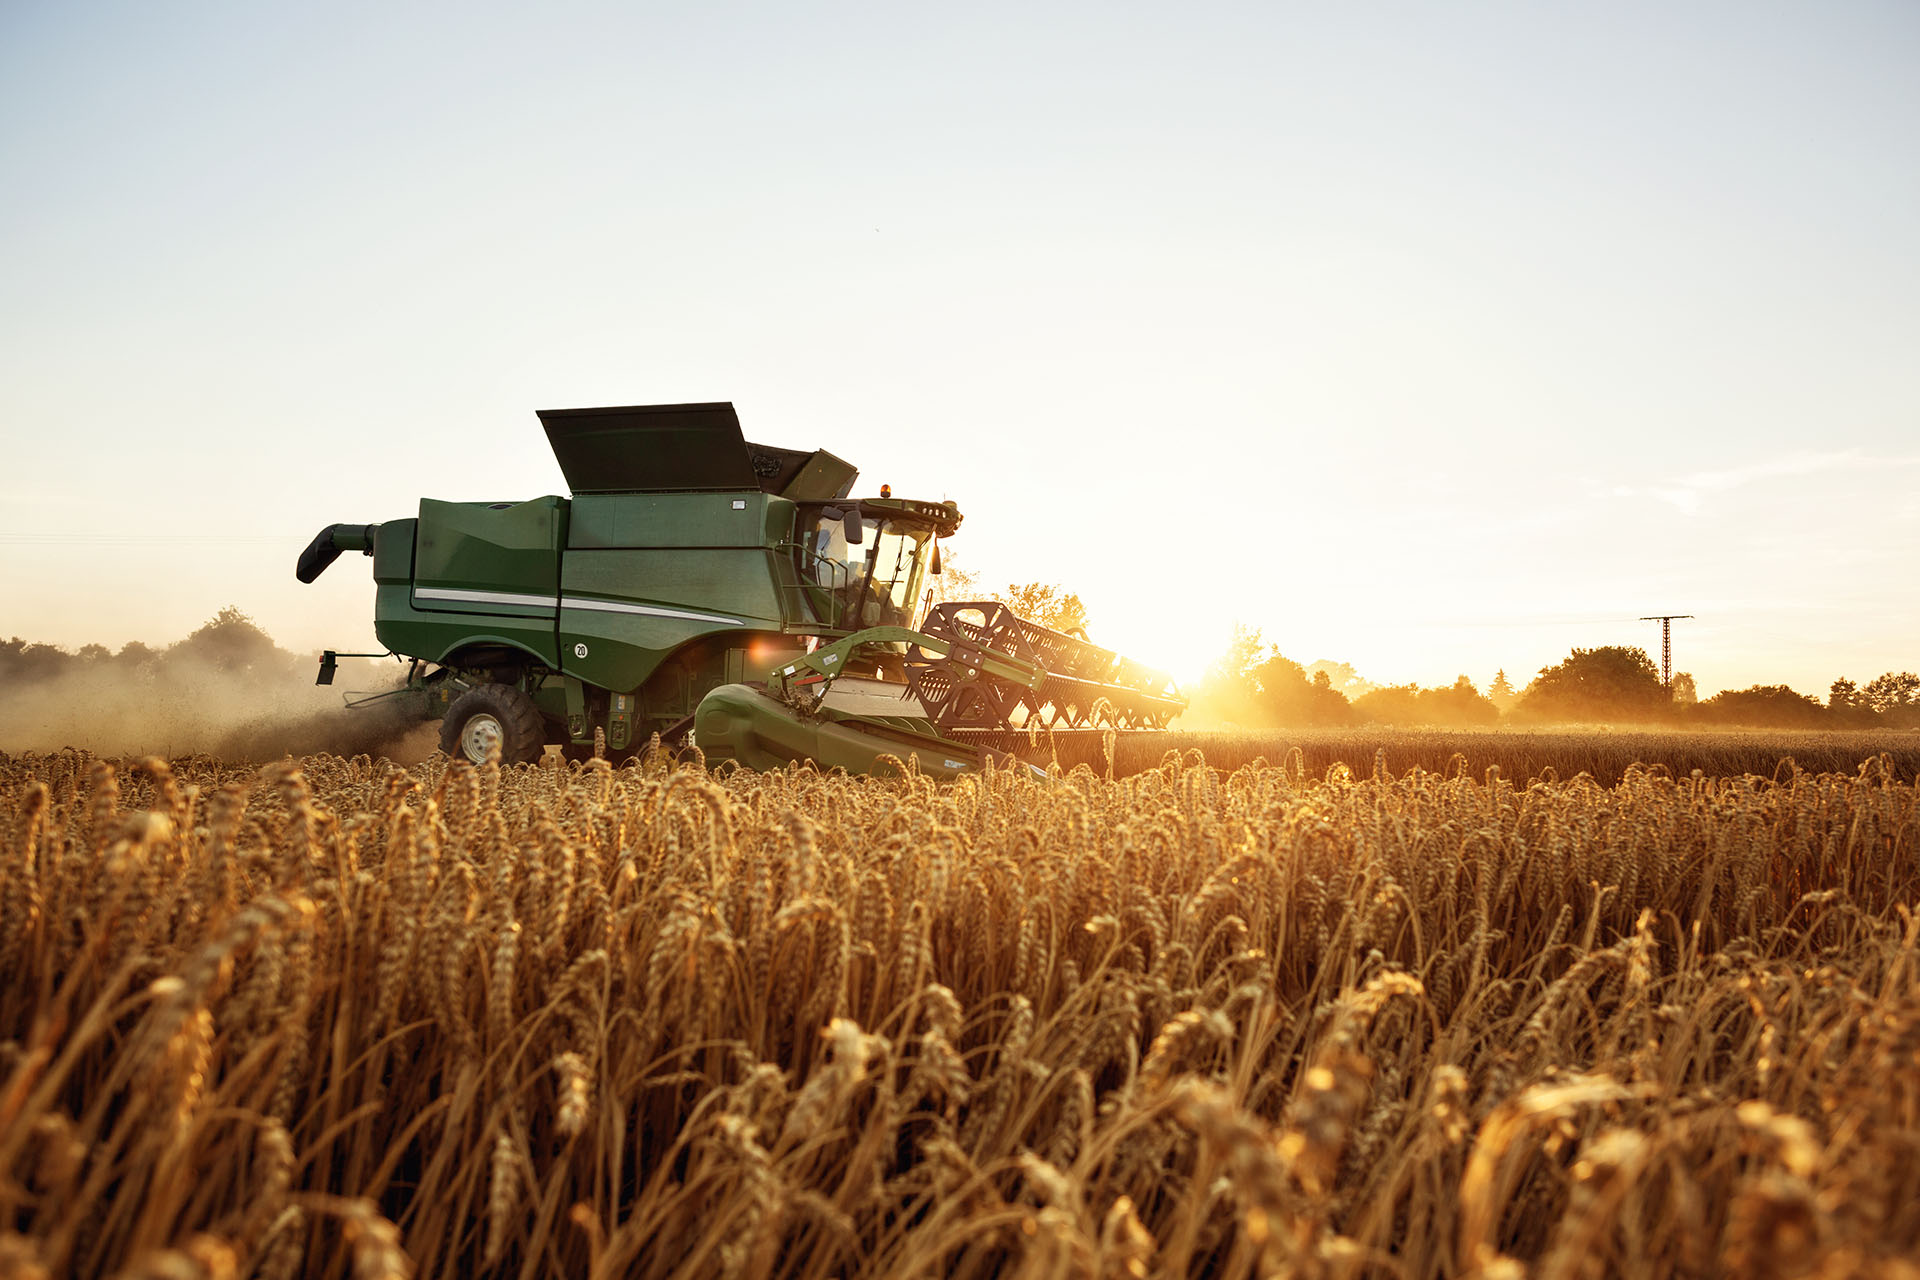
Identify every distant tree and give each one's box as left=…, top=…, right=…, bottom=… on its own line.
left=995, top=582, right=1090, bottom=635
left=0, top=638, right=74, bottom=683
left=1487, top=669, right=1517, bottom=713
left=1434, top=674, right=1499, bottom=725
left=1515, top=646, right=1669, bottom=723
left=923, top=550, right=982, bottom=613
left=1354, top=675, right=1498, bottom=727
left=1249, top=651, right=1358, bottom=727
left=1204, top=624, right=1269, bottom=690
left=1863, top=672, right=1920, bottom=719
left=117, top=640, right=158, bottom=666
left=1306, top=660, right=1375, bottom=700
left=1188, top=628, right=1359, bottom=726
left=1692, top=684, right=1827, bottom=728
left=1821, top=672, right=1920, bottom=727
left=1670, top=672, right=1698, bottom=705
left=1353, top=684, right=1423, bottom=725
left=170, top=606, right=289, bottom=676
left=1829, top=677, right=1862, bottom=711
left=1186, top=624, right=1272, bottom=725
left=1826, top=677, right=1880, bottom=727
left=926, top=553, right=1089, bottom=634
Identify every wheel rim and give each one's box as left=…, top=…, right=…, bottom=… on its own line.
left=459, top=713, right=506, bottom=763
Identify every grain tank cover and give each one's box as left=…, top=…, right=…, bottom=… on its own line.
left=743, top=441, right=859, bottom=502
left=537, top=402, right=859, bottom=500
left=540, top=403, right=755, bottom=494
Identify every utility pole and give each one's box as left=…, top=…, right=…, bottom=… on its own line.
left=1639, top=615, right=1693, bottom=689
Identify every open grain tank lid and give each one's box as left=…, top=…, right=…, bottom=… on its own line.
left=538, top=402, right=858, bottom=500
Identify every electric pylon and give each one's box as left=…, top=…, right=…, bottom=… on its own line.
left=1639, top=615, right=1693, bottom=689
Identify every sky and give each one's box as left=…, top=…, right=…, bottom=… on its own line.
left=2, top=0, right=1916, bottom=700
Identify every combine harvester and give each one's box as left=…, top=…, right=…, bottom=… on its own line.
left=297, top=403, right=1184, bottom=776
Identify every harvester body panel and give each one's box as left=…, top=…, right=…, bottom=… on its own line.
left=371, top=502, right=565, bottom=672
left=414, top=497, right=565, bottom=610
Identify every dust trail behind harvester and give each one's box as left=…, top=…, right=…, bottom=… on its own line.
left=0, top=608, right=432, bottom=761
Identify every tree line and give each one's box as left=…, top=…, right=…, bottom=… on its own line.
left=940, top=576, right=1917, bottom=732
left=1188, top=628, right=1919, bottom=731
left=8, top=599, right=1912, bottom=739
left=0, top=606, right=306, bottom=687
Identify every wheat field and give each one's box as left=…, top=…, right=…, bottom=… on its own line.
left=1, top=744, right=1917, bottom=1279
left=1088, top=728, right=1920, bottom=789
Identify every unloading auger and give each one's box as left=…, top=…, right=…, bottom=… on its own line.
left=297, top=401, right=1184, bottom=776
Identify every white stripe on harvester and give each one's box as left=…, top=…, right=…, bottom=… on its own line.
left=413, top=586, right=743, bottom=627
left=561, top=597, right=744, bottom=626
left=414, top=586, right=557, bottom=610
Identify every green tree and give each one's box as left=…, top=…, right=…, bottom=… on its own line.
left=1863, top=672, right=1920, bottom=719
left=1306, top=660, right=1374, bottom=700
left=1204, top=624, right=1268, bottom=689
left=922, top=551, right=1089, bottom=635
left=1827, top=677, right=1879, bottom=727
left=1433, top=674, right=1500, bottom=725
left=1693, top=685, right=1827, bottom=728
left=1353, top=675, right=1498, bottom=727
left=1670, top=672, right=1697, bottom=705
left=0, top=639, right=74, bottom=684
left=1487, top=669, right=1517, bottom=713
left=1187, top=624, right=1271, bottom=725
left=1352, top=684, right=1423, bottom=725
left=923, top=551, right=981, bottom=613
left=1829, top=677, right=1861, bottom=711
left=170, top=606, right=289, bottom=676
left=1515, top=646, right=1668, bottom=723
left=1186, top=628, right=1360, bottom=727
left=994, top=582, right=1089, bottom=635
left=1249, top=651, right=1357, bottom=727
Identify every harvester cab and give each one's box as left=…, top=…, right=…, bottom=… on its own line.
left=796, top=495, right=957, bottom=641
left=298, top=402, right=1183, bottom=775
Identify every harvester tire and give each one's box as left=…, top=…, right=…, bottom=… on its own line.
left=441, top=684, right=546, bottom=765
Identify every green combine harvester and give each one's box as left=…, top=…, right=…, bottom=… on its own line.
left=297, top=403, right=1184, bottom=775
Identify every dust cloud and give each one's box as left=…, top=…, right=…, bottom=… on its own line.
left=0, top=609, right=437, bottom=762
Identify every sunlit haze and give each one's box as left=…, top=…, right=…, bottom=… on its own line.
left=3, top=2, right=1915, bottom=700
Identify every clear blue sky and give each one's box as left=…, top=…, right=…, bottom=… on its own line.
left=3, top=1, right=1915, bottom=698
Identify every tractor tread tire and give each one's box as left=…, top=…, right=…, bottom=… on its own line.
left=440, top=683, right=547, bottom=765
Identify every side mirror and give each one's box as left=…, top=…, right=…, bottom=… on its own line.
left=930, top=541, right=943, bottom=575
left=821, top=506, right=864, bottom=546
